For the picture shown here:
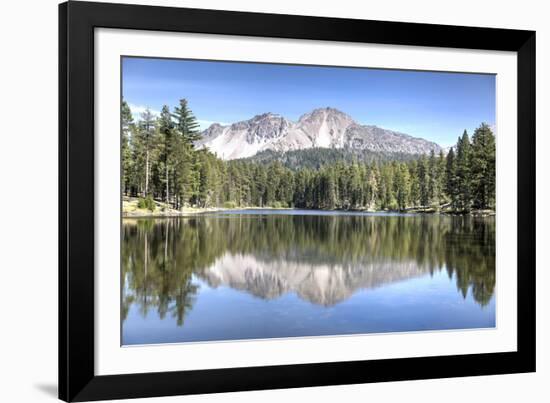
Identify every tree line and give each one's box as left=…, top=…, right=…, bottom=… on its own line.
left=122, top=99, right=495, bottom=213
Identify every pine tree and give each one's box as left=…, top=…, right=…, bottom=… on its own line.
left=349, top=163, right=363, bottom=209
left=408, top=161, right=420, bottom=207
left=456, top=130, right=472, bottom=211
left=171, top=99, right=202, bottom=206
left=428, top=150, right=439, bottom=207
left=158, top=105, right=176, bottom=204
left=172, top=99, right=201, bottom=145
left=366, top=164, right=379, bottom=209
left=293, top=169, right=309, bottom=208
left=417, top=156, right=429, bottom=207
left=437, top=150, right=447, bottom=204
left=197, top=152, right=214, bottom=207
left=281, top=169, right=295, bottom=207
left=394, top=163, right=411, bottom=211
left=323, top=171, right=338, bottom=209
left=445, top=147, right=459, bottom=209
left=470, top=123, right=496, bottom=209
left=254, top=165, right=268, bottom=207
left=381, top=164, right=396, bottom=210
left=266, top=162, right=283, bottom=206
left=136, top=108, right=156, bottom=197
left=121, top=100, right=134, bottom=195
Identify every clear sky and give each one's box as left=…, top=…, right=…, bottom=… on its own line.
left=122, top=57, right=495, bottom=147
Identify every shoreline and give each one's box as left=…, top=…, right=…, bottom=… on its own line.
left=123, top=194, right=494, bottom=218
left=123, top=204, right=495, bottom=218
left=123, top=197, right=295, bottom=217
left=123, top=206, right=293, bottom=218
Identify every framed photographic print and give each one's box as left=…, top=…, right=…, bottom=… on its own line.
left=59, top=1, right=536, bottom=401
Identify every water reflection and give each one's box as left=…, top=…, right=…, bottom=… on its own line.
left=122, top=212, right=495, bottom=340
left=201, top=254, right=430, bottom=306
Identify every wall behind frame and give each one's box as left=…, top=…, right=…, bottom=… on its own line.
left=0, top=0, right=547, bottom=403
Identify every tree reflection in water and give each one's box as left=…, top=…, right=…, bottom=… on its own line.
left=122, top=213, right=495, bottom=325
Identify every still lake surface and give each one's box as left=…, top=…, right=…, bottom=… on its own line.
left=122, top=210, right=495, bottom=345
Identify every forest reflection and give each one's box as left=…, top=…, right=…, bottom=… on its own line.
left=122, top=213, right=495, bottom=326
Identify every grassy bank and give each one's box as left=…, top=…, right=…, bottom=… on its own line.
left=123, top=197, right=494, bottom=217
left=122, top=197, right=292, bottom=217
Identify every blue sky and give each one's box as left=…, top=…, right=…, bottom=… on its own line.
left=122, top=57, right=495, bottom=147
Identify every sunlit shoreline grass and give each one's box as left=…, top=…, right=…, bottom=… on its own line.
left=122, top=196, right=494, bottom=218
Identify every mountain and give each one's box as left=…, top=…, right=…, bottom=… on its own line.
left=196, top=107, right=443, bottom=160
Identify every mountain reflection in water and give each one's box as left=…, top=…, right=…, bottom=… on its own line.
left=122, top=212, right=495, bottom=344
left=202, top=254, right=430, bottom=306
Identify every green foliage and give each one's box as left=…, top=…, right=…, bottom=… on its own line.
left=223, top=201, right=238, bottom=209
left=137, top=196, right=155, bottom=211
left=456, top=130, right=472, bottom=211
left=270, top=201, right=286, bottom=208
left=121, top=100, right=495, bottom=214
left=394, top=163, right=411, bottom=210
left=470, top=123, right=496, bottom=209
left=121, top=99, right=135, bottom=195
left=244, top=147, right=422, bottom=170
left=172, top=99, right=201, bottom=144
left=416, top=156, right=430, bottom=207
left=446, top=147, right=458, bottom=209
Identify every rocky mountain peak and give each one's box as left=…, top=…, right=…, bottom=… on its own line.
left=196, top=107, right=443, bottom=160
left=296, top=107, right=355, bottom=148
left=299, top=107, right=353, bottom=123
left=252, top=112, right=281, bottom=120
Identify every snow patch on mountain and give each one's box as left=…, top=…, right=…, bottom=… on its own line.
left=196, top=107, right=442, bottom=160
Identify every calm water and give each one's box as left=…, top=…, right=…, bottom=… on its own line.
left=122, top=210, right=495, bottom=345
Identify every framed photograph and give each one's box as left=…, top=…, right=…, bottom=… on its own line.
left=59, top=1, right=535, bottom=401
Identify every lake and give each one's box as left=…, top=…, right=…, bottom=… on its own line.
left=122, top=210, right=495, bottom=345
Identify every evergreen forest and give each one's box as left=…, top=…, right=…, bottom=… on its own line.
left=122, top=99, right=496, bottom=213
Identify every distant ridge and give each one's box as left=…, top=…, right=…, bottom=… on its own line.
left=196, top=107, right=443, bottom=160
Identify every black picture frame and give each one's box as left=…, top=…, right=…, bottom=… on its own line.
left=59, top=1, right=536, bottom=401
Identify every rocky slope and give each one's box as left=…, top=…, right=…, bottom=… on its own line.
left=196, top=107, right=443, bottom=160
